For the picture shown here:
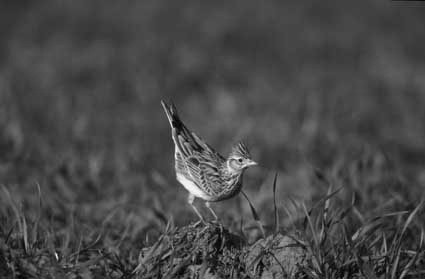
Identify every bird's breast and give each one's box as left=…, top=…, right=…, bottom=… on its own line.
left=211, top=174, right=243, bottom=202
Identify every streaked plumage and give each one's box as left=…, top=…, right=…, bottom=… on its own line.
left=161, top=100, right=257, bottom=223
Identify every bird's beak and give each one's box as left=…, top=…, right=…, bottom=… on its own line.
left=246, top=160, right=258, bottom=167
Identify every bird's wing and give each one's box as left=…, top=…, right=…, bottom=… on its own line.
left=183, top=153, right=224, bottom=196
left=191, top=132, right=225, bottom=160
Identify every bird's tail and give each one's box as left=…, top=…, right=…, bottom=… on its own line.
left=161, top=100, right=183, bottom=129
left=161, top=100, right=204, bottom=154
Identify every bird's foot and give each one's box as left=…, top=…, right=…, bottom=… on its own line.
left=191, top=219, right=207, bottom=228
left=208, top=218, right=221, bottom=225
left=207, top=219, right=224, bottom=233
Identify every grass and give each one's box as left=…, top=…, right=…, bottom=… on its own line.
left=1, top=177, right=424, bottom=278
left=1, top=0, right=425, bottom=278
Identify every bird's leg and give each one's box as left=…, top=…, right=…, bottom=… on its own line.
left=205, top=201, right=223, bottom=234
left=205, top=201, right=218, bottom=221
left=188, top=194, right=205, bottom=226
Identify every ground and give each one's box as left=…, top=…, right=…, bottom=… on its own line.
left=1, top=1, right=425, bottom=278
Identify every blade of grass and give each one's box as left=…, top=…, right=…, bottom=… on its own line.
left=272, top=172, right=279, bottom=235
left=389, top=201, right=423, bottom=266
left=31, top=182, right=42, bottom=252
left=400, top=201, right=423, bottom=238
left=323, top=184, right=333, bottom=222
left=319, top=185, right=333, bottom=245
left=391, top=249, right=401, bottom=279
left=394, top=202, right=424, bottom=279
left=2, top=185, right=28, bottom=253
left=311, top=185, right=343, bottom=212
left=399, top=251, right=420, bottom=279
left=381, top=232, right=388, bottom=255
left=352, top=219, right=385, bottom=242
left=301, top=203, right=319, bottom=253
left=21, top=208, right=29, bottom=253
left=241, top=190, right=265, bottom=238
left=282, top=203, right=296, bottom=231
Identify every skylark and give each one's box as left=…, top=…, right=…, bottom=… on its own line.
left=161, top=100, right=257, bottom=223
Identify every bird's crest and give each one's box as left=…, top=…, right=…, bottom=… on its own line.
left=229, top=142, right=251, bottom=159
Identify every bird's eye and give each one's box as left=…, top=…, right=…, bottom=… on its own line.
left=238, top=158, right=243, bottom=163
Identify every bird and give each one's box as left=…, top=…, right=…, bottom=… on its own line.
left=161, top=100, right=257, bottom=224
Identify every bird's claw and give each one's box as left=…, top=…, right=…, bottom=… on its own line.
left=209, top=219, right=221, bottom=225
left=207, top=219, right=224, bottom=232
left=191, top=219, right=207, bottom=227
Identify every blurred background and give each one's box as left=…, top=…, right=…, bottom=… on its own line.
left=1, top=0, right=425, bottom=237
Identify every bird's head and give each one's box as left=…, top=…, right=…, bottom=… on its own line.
left=227, top=142, right=257, bottom=173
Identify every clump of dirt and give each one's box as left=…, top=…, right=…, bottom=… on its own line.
left=137, top=223, right=245, bottom=278
left=137, top=223, right=310, bottom=278
left=245, top=233, right=310, bottom=278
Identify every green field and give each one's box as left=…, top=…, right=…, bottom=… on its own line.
left=1, top=1, right=425, bottom=278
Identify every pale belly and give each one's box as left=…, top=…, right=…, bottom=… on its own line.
left=176, top=173, right=214, bottom=201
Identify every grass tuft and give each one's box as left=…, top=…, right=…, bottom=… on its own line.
left=1, top=174, right=424, bottom=278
